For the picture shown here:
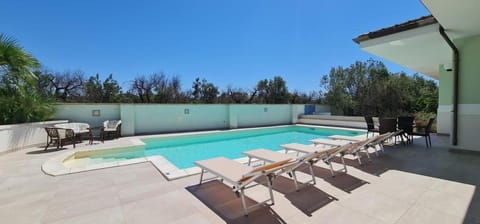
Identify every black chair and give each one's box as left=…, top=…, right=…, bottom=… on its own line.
left=379, top=117, right=397, bottom=143
left=397, top=116, right=415, bottom=144
left=364, top=116, right=379, bottom=138
left=412, top=118, right=434, bottom=148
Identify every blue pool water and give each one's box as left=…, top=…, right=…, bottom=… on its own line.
left=139, top=126, right=363, bottom=169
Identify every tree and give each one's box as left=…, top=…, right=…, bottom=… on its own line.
left=83, top=74, right=122, bottom=103
left=84, top=74, right=103, bottom=102
left=320, top=59, right=438, bottom=117
left=102, top=74, right=122, bottom=103
left=0, top=34, right=40, bottom=87
left=290, top=90, right=319, bottom=104
left=39, top=70, right=85, bottom=102
left=154, top=75, right=188, bottom=103
left=218, top=86, right=251, bottom=103
left=129, top=74, right=159, bottom=103
left=0, top=34, right=54, bottom=124
left=191, top=78, right=219, bottom=103
left=255, top=76, right=290, bottom=104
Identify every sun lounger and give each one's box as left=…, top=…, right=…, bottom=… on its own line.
left=329, top=135, right=365, bottom=141
left=243, top=148, right=318, bottom=190
left=322, top=136, right=384, bottom=168
left=280, top=143, right=351, bottom=176
left=195, top=157, right=293, bottom=216
left=280, top=143, right=320, bottom=154
left=313, top=132, right=397, bottom=156
left=309, top=138, right=352, bottom=147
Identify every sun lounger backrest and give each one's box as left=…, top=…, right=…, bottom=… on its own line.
left=369, top=132, right=393, bottom=144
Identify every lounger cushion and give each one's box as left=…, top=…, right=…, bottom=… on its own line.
left=280, top=143, right=318, bottom=154
left=243, top=148, right=296, bottom=163
left=195, top=157, right=254, bottom=184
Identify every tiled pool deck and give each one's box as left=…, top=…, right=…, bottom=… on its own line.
left=1, top=134, right=479, bottom=223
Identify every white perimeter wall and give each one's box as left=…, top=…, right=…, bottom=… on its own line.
left=55, top=104, right=121, bottom=128
left=0, top=120, right=68, bottom=153
left=0, top=104, right=325, bottom=153
left=54, top=104, right=308, bottom=136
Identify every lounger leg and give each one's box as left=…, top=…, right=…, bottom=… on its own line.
left=308, top=164, right=316, bottom=185
left=199, top=169, right=204, bottom=184
left=365, top=147, right=371, bottom=161
left=341, top=157, right=347, bottom=173
left=247, top=157, right=252, bottom=166
left=266, top=175, right=275, bottom=205
left=328, top=162, right=335, bottom=177
left=291, top=171, right=300, bottom=191
left=356, top=152, right=363, bottom=165
left=240, top=188, right=249, bottom=216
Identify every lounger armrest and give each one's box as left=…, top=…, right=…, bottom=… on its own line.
left=238, top=159, right=292, bottom=184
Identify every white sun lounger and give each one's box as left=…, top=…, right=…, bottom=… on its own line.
left=310, top=138, right=353, bottom=147
left=329, top=135, right=365, bottom=141
left=279, top=143, right=351, bottom=176
left=280, top=143, right=318, bottom=154
left=195, top=157, right=293, bottom=216
left=321, top=136, right=384, bottom=167
left=313, top=132, right=396, bottom=157
left=243, top=148, right=317, bottom=190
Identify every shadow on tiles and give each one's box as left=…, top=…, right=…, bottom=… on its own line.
left=256, top=175, right=338, bottom=216
left=186, top=180, right=287, bottom=224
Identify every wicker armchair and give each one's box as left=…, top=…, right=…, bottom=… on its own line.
left=101, top=120, right=122, bottom=142
left=44, top=127, right=76, bottom=150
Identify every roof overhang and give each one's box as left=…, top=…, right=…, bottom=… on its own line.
left=356, top=21, right=451, bottom=79
left=354, top=0, right=480, bottom=80
left=422, top=0, right=480, bottom=39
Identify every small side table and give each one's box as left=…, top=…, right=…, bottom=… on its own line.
left=87, top=126, right=103, bottom=144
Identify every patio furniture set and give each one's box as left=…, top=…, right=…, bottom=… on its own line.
left=364, top=116, right=435, bottom=148
left=44, top=120, right=122, bottom=150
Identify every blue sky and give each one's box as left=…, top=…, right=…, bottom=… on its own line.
left=2, top=0, right=430, bottom=93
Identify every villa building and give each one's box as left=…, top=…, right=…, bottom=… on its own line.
left=354, top=0, right=480, bottom=153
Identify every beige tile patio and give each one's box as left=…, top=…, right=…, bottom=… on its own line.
left=47, top=206, right=125, bottom=224
left=340, top=186, right=412, bottom=223
left=395, top=203, right=464, bottom=224
left=0, top=134, right=478, bottom=224
left=415, top=188, right=473, bottom=218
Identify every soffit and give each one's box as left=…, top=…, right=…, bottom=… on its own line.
left=422, top=0, right=480, bottom=39
left=358, top=23, right=451, bottom=80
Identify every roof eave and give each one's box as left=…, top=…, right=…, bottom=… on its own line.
left=353, top=15, right=437, bottom=44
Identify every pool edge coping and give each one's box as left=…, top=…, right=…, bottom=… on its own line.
left=42, top=124, right=367, bottom=179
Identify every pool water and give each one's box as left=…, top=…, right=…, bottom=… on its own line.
left=90, top=126, right=363, bottom=169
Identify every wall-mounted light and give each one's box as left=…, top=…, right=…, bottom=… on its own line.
left=92, top=109, right=101, bottom=117
left=184, top=108, right=190, bottom=115
left=443, top=63, right=452, bottom=71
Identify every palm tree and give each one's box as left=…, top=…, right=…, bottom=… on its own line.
left=0, top=33, right=40, bottom=87
left=0, top=34, right=54, bottom=124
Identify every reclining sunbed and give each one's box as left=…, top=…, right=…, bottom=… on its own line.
left=195, top=157, right=293, bottom=216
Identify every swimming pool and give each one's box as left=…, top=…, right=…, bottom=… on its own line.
left=88, top=125, right=364, bottom=169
